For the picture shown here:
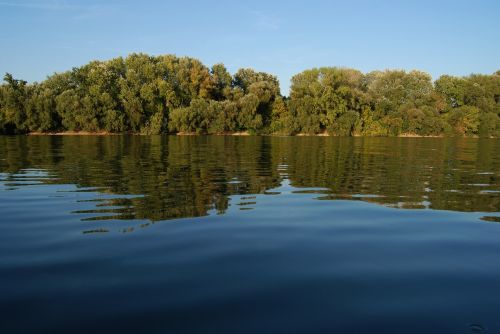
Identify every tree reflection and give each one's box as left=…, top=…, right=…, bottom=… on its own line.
left=0, top=136, right=498, bottom=224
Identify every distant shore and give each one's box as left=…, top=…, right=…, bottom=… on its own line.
left=28, top=131, right=115, bottom=136
left=25, top=131, right=452, bottom=138
left=2, top=54, right=498, bottom=139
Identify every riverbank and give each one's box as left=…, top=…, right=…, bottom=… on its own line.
left=22, top=131, right=481, bottom=138
left=176, top=131, right=251, bottom=136
left=22, top=130, right=494, bottom=138
left=27, top=131, right=252, bottom=136
left=28, top=131, right=115, bottom=136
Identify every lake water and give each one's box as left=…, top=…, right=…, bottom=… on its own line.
left=0, top=136, right=499, bottom=334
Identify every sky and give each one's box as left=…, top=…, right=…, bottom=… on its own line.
left=0, top=0, right=498, bottom=95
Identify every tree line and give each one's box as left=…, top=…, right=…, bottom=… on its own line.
left=0, top=53, right=498, bottom=137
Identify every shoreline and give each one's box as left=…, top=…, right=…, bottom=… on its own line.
left=28, top=131, right=115, bottom=136
left=22, top=131, right=470, bottom=138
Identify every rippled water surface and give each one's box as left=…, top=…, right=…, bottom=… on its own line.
left=0, top=136, right=499, bottom=334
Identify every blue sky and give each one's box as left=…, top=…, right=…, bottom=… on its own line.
left=0, top=0, right=498, bottom=95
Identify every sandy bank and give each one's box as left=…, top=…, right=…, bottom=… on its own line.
left=28, top=131, right=115, bottom=136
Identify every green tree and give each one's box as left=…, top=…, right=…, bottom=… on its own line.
left=0, top=73, right=29, bottom=133
left=210, top=63, right=232, bottom=101
left=446, top=105, right=481, bottom=136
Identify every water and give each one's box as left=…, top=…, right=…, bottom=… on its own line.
left=0, top=136, right=499, bottom=334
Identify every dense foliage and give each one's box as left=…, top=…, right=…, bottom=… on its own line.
left=0, top=54, right=498, bottom=136
left=283, top=68, right=499, bottom=137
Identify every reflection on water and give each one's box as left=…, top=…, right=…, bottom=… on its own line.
left=0, top=136, right=499, bottom=334
left=0, top=136, right=498, bottom=229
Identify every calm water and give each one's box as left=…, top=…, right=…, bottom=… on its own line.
left=0, top=136, right=499, bottom=334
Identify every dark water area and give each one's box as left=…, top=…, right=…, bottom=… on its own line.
left=0, top=135, right=499, bottom=334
